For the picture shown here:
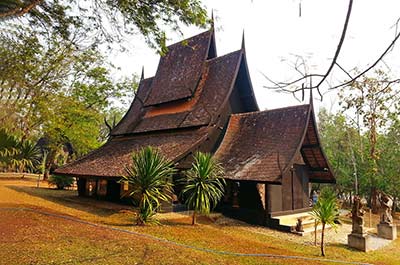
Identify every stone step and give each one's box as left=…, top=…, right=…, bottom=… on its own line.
left=292, top=223, right=332, bottom=236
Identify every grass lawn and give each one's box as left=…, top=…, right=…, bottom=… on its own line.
left=0, top=175, right=399, bottom=265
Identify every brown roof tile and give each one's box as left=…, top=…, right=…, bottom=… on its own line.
left=55, top=128, right=208, bottom=177
left=144, top=30, right=214, bottom=106
left=215, top=105, right=310, bottom=183
left=181, top=50, right=243, bottom=127
left=300, top=109, right=335, bottom=183
left=215, top=104, right=335, bottom=183
left=129, top=50, right=243, bottom=133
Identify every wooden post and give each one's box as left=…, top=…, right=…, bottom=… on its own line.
left=36, top=174, right=41, bottom=188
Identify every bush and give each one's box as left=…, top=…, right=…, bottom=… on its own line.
left=48, top=175, right=74, bottom=190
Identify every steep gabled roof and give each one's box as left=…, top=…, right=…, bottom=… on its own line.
left=131, top=50, right=244, bottom=134
left=111, top=43, right=258, bottom=136
left=215, top=104, right=335, bottom=183
left=301, top=105, right=335, bottom=183
left=144, top=30, right=216, bottom=106
left=56, top=30, right=261, bottom=178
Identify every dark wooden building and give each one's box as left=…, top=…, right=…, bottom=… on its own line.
left=55, top=27, right=335, bottom=226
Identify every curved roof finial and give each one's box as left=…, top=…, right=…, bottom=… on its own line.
left=309, top=87, right=314, bottom=106
left=241, top=29, right=246, bottom=51
left=211, top=9, right=215, bottom=28
left=140, top=66, right=144, bottom=81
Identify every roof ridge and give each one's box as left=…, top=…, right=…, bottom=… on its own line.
left=205, top=49, right=242, bottom=63
left=231, top=104, right=310, bottom=118
left=166, top=29, right=212, bottom=48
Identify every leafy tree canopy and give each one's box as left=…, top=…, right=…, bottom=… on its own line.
left=1, top=0, right=209, bottom=53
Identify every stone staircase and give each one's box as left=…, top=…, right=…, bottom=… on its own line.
left=269, top=211, right=331, bottom=236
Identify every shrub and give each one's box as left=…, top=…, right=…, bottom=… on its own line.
left=181, top=152, right=225, bottom=225
left=121, top=146, right=175, bottom=225
left=48, top=175, right=74, bottom=190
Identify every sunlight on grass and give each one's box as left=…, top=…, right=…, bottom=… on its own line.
left=0, top=178, right=399, bottom=265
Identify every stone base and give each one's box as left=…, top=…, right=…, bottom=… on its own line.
left=348, top=233, right=372, bottom=252
left=377, top=223, right=397, bottom=240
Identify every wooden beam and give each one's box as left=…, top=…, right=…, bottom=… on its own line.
left=302, top=144, right=320, bottom=149
left=309, top=167, right=329, bottom=172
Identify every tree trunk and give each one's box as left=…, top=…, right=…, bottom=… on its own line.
left=43, top=149, right=57, bottom=180
left=314, top=220, right=317, bottom=246
left=321, top=222, right=325, bottom=257
left=371, top=187, right=379, bottom=214
left=43, top=169, right=50, bottom=180
left=392, top=197, right=397, bottom=216
left=192, top=211, right=196, bottom=225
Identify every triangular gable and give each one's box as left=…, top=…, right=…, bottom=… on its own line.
left=144, top=29, right=216, bottom=106
left=215, top=104, right=335, bottom=184
left=300, top=105, right=335, bottom=183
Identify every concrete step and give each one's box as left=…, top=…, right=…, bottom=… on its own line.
left=270, top=211, right=333, bottom=236
left=292, top=223, right=332, bottom=236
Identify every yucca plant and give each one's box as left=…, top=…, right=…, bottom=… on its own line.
left=121, top=146, right=176, bottom=225
left=0, top=128, right=19, bottom=168
left=13, top=140, right=42, bottom=172
left=181, top=152, right=225, bottom=225
left=310, top=188, right=339, bottom=257
left=0, top=129, right=41, bottom=172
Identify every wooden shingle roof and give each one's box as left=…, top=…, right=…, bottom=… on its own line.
left=215, top=104, right=335, bottom=183
left=129, top=50, right=244, bottom=134
left=55, top=29, right=260, bottom=178
left=144, top=30, right=215, bottom=106
left=55, top=128, right=208, bottom=178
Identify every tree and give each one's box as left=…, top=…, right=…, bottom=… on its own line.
left=181, top=152, right=225, bottom=225
left=48, top=174, right=74, bottom=190
left=0, top=27, right=137, bottom=177
left=310, top=188, right=339, bottom=257
left=318, top=109, right=360, bottom=197
left=339, top=70, right=400, bottom=212
left=0, top=0, right=208, bottom=53
left=121, top=146, right=175, bottom=225
left=378, top=115, right=400, bottom=212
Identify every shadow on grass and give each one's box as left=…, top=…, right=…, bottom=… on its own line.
left=7, top=185, right=133, bottom=218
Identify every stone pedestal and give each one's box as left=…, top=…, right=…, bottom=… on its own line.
left=377, top=223, right=397, bottom=240
left=348, top=233, right=372, bottom=252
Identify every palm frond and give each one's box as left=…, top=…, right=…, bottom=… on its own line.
left=121, top=146, right=176, bottom=225
left=181, top=152, right=225, bottom=215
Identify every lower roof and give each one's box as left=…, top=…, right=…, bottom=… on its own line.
left=54, top=128, right=208, bottom=178
left=215, top=104, right=335, bottom=184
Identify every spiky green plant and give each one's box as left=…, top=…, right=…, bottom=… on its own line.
left=0, top=129, right=41, bottom=172
left=310, top=188, right=339, bottom=257
left=181, top=152, right=225, bottom=225
left=13, top=140, right=42, bottom=172
left=121, top=146, right=176, bottom=225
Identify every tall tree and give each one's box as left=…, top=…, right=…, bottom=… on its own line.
left=339, top=70, right=400, bottom=212
left=318, top=109, right=362, bottom=197
left=0, top=0, right=208, bottom=53
left=0, top=26, right=136, bottom=177
left=378, top=115, right=400, bottom=212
